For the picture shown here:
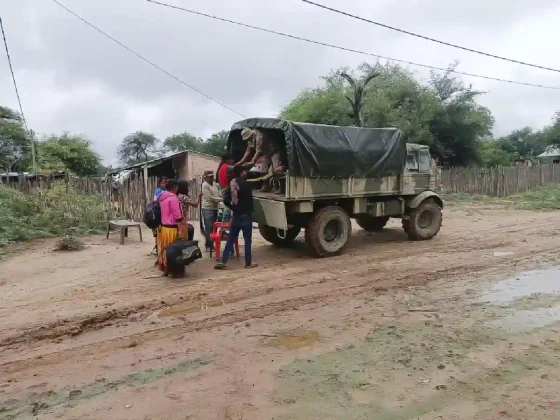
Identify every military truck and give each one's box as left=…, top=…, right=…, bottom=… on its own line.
left=227, top=118, right=443, bottom=258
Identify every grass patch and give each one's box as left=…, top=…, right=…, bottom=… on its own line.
left=510, top=184, right=560, bottom=210
left=0, top=183, right=116, bottom=248
left=444, top=184, right=560, bottom=210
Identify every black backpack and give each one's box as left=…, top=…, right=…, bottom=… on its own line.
left=144, top=200, right=161, bottom=230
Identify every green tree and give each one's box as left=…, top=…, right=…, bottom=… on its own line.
left=495, top=127, right=547, bottom=160
left=201, top=130, right=229, bottom=156
left=117, top=131, right=160, bottom=165
left=0, top=106, right=30, bottom=172
left=339, top=70, right=380, bottom=126
left=38, top=133, right=102, bottom=176
left=163, top=132, right=203, bottom=153
left=478, top=140, right=512, bottom=167
left=281, top=71, right=352, bottom=126
left=543, top=112, right=560, bottom=147
left=359, top=62, right=437, bottom=146
left=280, top=62, right=494, bottom=167
left=428, top=66, right=494, bottom=166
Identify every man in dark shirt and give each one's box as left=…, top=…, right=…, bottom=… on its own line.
left=214, top=165, right=257, bottom=270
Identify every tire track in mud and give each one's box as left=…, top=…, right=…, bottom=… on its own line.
left=2, top=244, right=558, bottom=375
left=0, top=217, right=550, bottom=353
left=0, top=231, right=518, bottom=350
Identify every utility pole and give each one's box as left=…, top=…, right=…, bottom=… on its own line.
left=30, top=129, right=37, bottom=174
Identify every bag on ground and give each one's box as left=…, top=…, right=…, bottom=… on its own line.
left=165, top=239, right=202, bottom=277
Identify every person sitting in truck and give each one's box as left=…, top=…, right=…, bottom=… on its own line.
left=236, top=128, right=286, bottom=193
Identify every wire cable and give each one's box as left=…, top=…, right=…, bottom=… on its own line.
left=1, top=17, right=30, bottom=130
left=51, top=0, right=246, bottom=118
left=302, top=0, right=560, bottom=74
left=146, top=0, right=560, bottom=90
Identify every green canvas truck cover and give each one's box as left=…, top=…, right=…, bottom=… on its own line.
left=228, top=118, right=406, bottom=178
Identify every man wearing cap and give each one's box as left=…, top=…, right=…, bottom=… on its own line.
left=236, top=128, right=286, bottom=193
left=201, top=170, right=222, bottom=252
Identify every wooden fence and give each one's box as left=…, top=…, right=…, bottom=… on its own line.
left=102, top=176, right=202, bottom=222
left=435, top=162, right=560, bottom=197
left=5, top=163, right=560, bottom=217
left=4, top=175, right=202, bottom=222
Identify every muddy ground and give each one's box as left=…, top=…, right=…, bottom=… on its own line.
left=1, top=207, right=560, bottom=420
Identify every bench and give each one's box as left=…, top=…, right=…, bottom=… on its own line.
left=106, top=220, right=143, bottom=245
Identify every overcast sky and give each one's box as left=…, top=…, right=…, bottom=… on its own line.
left=1, top=0, right=559, bottom=165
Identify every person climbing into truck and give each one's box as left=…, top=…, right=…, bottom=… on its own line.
left=236, top=128, right=286, bottom=193
left=214, top=165, right=258, bottom=270
left=217, top=153, right=234, bottom=190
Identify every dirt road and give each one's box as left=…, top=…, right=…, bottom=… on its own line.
left=1, top=208, right=560, bottom=419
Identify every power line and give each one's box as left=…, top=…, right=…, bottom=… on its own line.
left=302, top=0, right=560, bottom=74
left=146, top=0, right=560, bottom=91
left=51, top=0, right=246, bottom=118
left=1, top=17, right=38, bottom=173
left=1, top=17, right=30, bottom=130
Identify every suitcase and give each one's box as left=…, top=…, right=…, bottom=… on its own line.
left=165, top=239, right=202, bottom=278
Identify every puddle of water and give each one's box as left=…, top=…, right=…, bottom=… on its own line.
left=481, top=267, right=560, bottom=305
left=491, top=251, right=514, bottom=257
left=263, top=330, right=319, bottom=350
left=489, top=305, right=560, bottom=333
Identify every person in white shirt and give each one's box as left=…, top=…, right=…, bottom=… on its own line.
left=201, top=171, right=223, bottom=252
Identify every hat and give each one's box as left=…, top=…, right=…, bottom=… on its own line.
left=203, top=170, right=214, bottom=178
left=241, top=128, right=252, bottom=140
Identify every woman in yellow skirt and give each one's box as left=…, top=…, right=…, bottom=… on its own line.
left=156, top=179, right=200, bottom=275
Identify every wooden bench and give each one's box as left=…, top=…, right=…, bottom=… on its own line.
left=106, top=220, right=143, bottom=245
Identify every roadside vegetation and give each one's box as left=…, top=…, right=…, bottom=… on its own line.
left=444, top=184, right=560, bottom=210
left=0, top=183, right=114, bottom=249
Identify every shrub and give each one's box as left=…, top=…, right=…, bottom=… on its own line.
left=54, top=235, right=85, bottom=251
left=0, top=183, right=115, bottom=247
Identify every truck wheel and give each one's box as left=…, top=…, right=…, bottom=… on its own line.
left=305, top=206, right=351, bottom=257
left=355, top=216, right=389, bottom=232
left=258, top=224, right=301, bottom=247
left=402, top=199, right=442, bottom=241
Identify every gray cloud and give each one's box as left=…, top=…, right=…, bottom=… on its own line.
left=1, top=0, right=559, bottom=164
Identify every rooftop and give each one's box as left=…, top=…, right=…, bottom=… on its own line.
left=108, top=150, right=219, bottom=175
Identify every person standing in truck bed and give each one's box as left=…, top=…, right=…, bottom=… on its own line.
left=236, top=128, right=286, bottom=193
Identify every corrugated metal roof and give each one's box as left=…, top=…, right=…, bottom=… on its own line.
left=108, top=150, right=220, bottom=175
left=537, top=147, right=560, bottom=158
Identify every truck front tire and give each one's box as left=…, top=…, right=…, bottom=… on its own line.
left=305, top=206, right=351, bottom=257
left=258, top=224, right=301, bottom=247
left=355, top=216, right=389, bottom=232
left=402, top=199, right=442, bottom=241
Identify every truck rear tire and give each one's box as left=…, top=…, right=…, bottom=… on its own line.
left=305, top=206, right=351, bottom=257
left=258, top=224, right=301, bottom=247
left=402, top=199, right=442, bottom=241
left=355, top=216, right=389, bottom=232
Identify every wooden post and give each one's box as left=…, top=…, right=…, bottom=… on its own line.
left=29, top=130, right=37, bottom=175
left=501, top=168, right=505, bottom=197
left=143, top=164, right=149, bottom=205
